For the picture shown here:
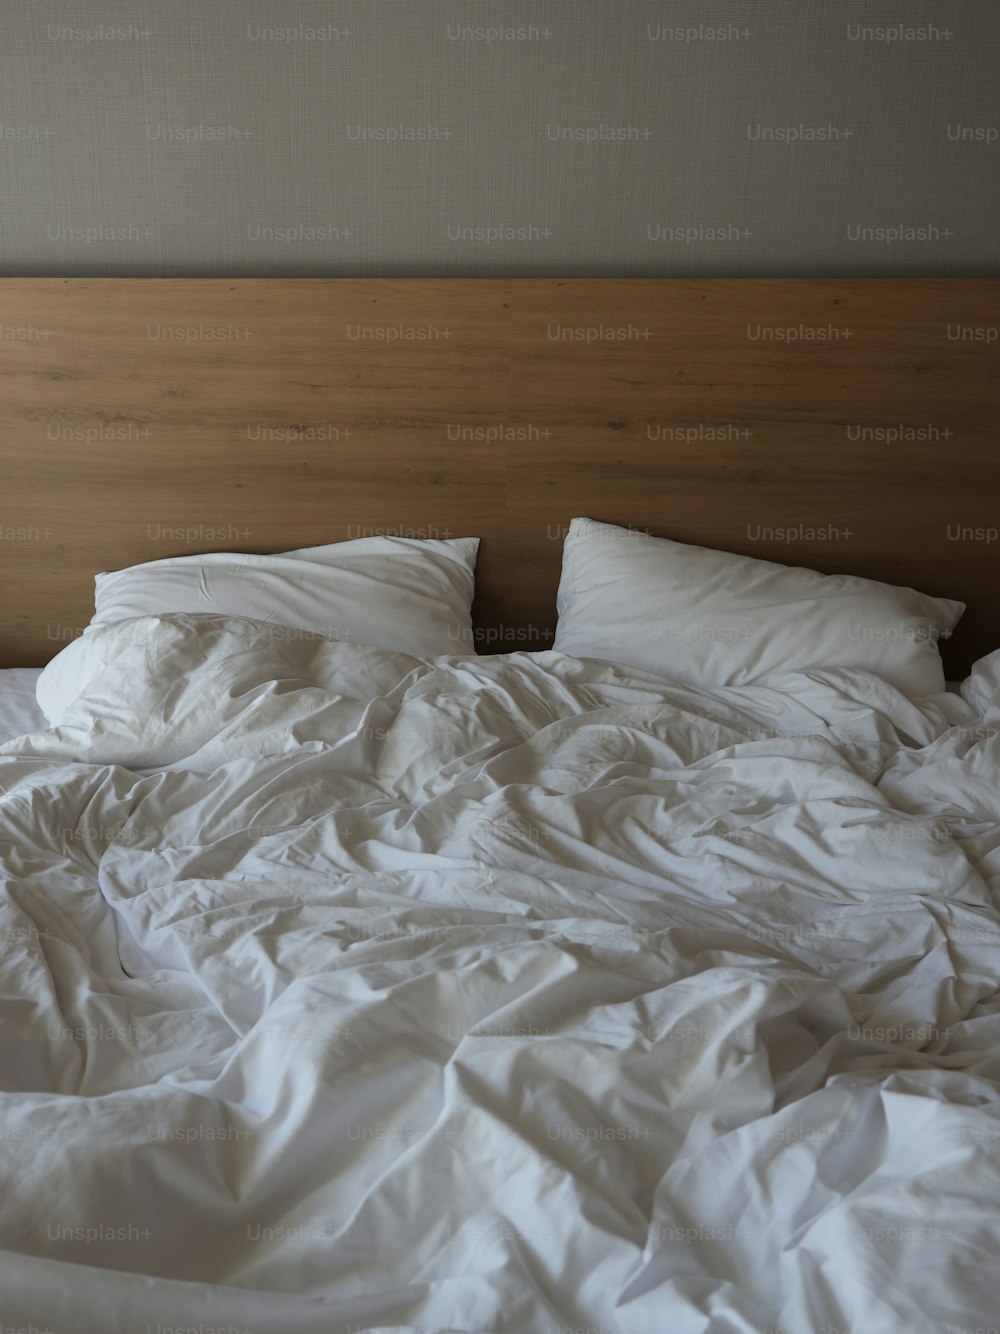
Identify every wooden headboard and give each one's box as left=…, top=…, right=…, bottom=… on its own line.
left=1, top=278, right=997, bottom=675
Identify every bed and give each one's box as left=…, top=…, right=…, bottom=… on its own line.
left=1, top=279, right=999, bottom=1333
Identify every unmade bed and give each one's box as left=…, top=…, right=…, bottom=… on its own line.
left=1, top=277, right=999, bottom=1334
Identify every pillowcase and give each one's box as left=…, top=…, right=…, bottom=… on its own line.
left=88, top=536, right=479, bottom=657
left=553, top=518, right=963, bottom=697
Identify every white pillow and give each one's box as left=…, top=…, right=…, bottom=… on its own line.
left=554, top=518, right=963, bottom=697
left=89, top=536, right=479, bottom=657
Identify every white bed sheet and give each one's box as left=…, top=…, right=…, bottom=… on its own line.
left=0, top=667, right=46, bottom=742
left=1, top=616, right=999, bottom=1332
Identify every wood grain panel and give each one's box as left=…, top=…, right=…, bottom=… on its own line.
left=0, top=278, right=997, bottom=676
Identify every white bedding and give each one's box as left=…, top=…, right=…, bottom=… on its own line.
left=0, top=667, right=46, bottom=742
left=2, top=614, right=1000, bottom=1332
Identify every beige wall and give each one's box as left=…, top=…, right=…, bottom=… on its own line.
left=1, top=0, right=996, bottom=276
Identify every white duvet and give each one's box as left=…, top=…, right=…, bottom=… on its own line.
left=2, top=613, right=1000, bottom=1333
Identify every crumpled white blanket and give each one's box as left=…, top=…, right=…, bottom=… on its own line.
left=1, top=612, right=999, bottom=1333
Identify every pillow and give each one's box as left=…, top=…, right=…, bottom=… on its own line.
left=88, top=536, right=479, bottom=657
left=553, top=518, right=963, bottom=697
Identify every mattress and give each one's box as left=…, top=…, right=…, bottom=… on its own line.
left=1, top=615, right=999, bottom=1331
left=0, top=667, right=45, bottom=742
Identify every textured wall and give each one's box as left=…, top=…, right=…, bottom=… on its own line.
left=1, top=0, right=997, bottom=277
